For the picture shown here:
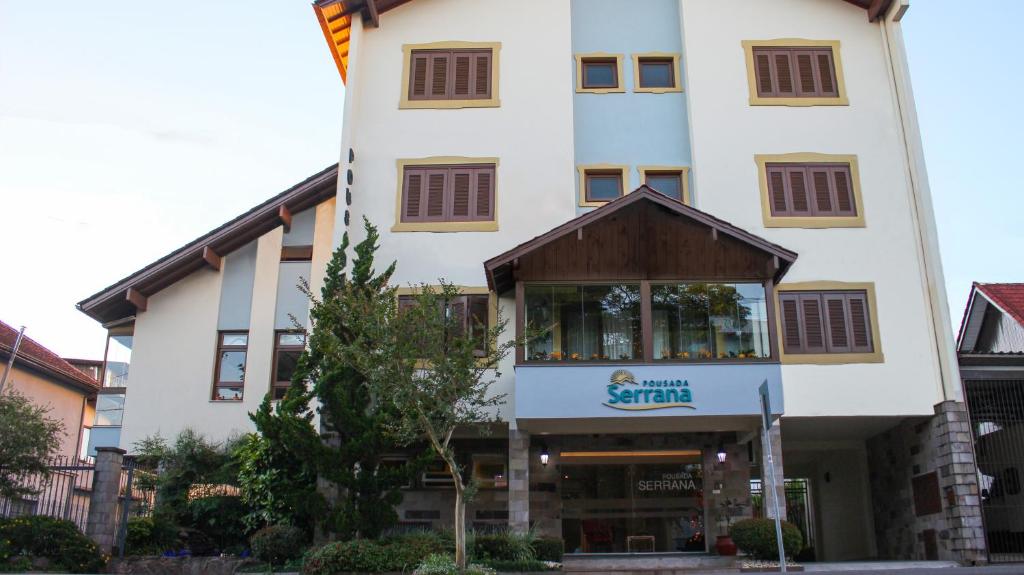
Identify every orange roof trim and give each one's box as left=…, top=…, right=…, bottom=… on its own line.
left=314, top=1, right=352, bottom=84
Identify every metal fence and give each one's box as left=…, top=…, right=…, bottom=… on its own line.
left=964, top=378, right=1024, bottom=564
left=113, top=456, right=157, bottom=556
left=0, top=455, right=95, bottom=530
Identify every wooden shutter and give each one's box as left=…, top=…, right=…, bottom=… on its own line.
left=755, top=50, right=774, bottom=96
left=402, top=170, right=425, bottom=221
left=469, top=294, right=489, bottom=356
left=780, top=293, right=803, bottom=353
left=833, top=167, right=855, bottom=215
left=773, top=51, right=795, bottom=96
left=795, top=51, right=817, bottom=96
left=452, top=52, right=472, bottom=98
left=823, top=294, right=852, bottom=353
left=473, top=52, right=491, bottom=98
left=798, top=294, right=827, bottom=353
left=816, top=50, right=837, bottom=96
left=429, top=53, right=450, bottom=99
left=847, top=293, right=873, bottom=352
left=767, top=167, right=789, bottom=215
left=811, top=167, right=833, bottom=214
left=424, top=170, right=447, bottom=220
left=410, top=53, right=429, bottom=100
left=474, top=168, right=494, bottom=220
left=786, top=167, right=810, bottom=214
left=450, top=169, right=472, bottom=219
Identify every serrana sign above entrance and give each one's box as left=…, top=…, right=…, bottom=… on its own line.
left=514, top=364, right=784, bottom=422
left=605, top=369, right=695, bottom=411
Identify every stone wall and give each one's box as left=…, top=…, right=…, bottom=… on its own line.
left=866, top=401, right=986, bottom=563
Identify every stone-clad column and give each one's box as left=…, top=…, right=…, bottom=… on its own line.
left=86, top=446, right=125, bottom=552
left=933, top=401, right=986, bottom=563
left=762, top=421, right=787, bottom=521
left=508, top=429, right=530, bottom=533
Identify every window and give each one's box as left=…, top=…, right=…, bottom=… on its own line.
left=94, top=393, right=125, bottom=426
left=397, top=292, right=491, bottom=356
left=639, top=166, right=690, bottom=203
left=472, top=454, right=508, bottom=489
left=777, top=284, right=882, bottom=363
left=525, top=284, right=642, bottom=361
left=652, top=283, right=770, bottom=360
left=575, top=53, right=625, bottom=93
left=400, top=42, right=500, bottom=109
left=742, top=40, right=847, bottom=106
left=633, top=53, right=682, bottom=93
left=756, top=154, right=864, bottom=228
left=280, top=245, right=313, bottom=262
left=102, top=327, right=133, bottom=388
left=213, top=332, right=248, bottom=401
left=272, top=331, right=306, bottom=400
left=578, top=165, right=628, bottom=207
left=394, top=160, right=498, bottom=232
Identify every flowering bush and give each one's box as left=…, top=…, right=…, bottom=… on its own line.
left=0, top=516, right=105, bottom=573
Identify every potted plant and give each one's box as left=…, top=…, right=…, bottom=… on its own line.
left=715, top=499, right=747, bottom=556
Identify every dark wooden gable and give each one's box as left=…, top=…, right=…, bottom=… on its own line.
left=485, top=187, right=797, bottom=293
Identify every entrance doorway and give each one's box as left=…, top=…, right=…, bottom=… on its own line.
left=560, top=450, right=704, bottom=554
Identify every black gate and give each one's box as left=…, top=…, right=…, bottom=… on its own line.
left=113, top=456, right=157, bottom=557
left=0, top=455, right=95, bottom=530
left=964, top=378, right=1024, bottom=563
left=750, top=477, right=816, bottom=558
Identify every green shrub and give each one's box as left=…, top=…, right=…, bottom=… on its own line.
left=479, top=559, right=555, bottom=572
left=413, top=553, right=495, bottom=575
left=383, top=531, right=451, bottom=571
left=126, top=515, right=179, bottom=555
left=530, top=538, right=563, bottom=562
left=0, top=516, right=105, bottom=573
left=729, top=518, right=803, bottom=560
left=250, top=524, right=307, bottom=566
left=302, top=539, right=391, bottom=574
left=473, top=531, right=535, bottom=562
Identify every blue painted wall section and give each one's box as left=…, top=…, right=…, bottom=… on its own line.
left=571, top=0, right=693, bottom=213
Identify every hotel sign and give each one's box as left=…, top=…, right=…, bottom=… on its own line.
left=514, top=363, right=783, bottom=421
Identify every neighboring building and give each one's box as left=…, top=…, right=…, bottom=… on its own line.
left=0, top=321, right=98, bottom=462
left=65, top=358, right=104, bottom=384
left=957, top=283, right=1024, bottom=563
left=78, top=0, right=983, bottom=563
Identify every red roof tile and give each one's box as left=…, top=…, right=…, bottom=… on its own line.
left=976, top=283, right=1024, bottom=328
left=0, top=320, right=100, bottom=392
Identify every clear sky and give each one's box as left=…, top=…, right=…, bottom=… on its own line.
left=0, top=1, right=1021, bottom=359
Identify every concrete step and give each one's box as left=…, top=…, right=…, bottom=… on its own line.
left=562, top=553, right=738, bottom=574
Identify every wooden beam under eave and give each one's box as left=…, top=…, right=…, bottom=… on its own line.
left=364, top=0, right=380, bottom=28
left=867, top=0, right=892, bottom=21
left=202, top=246, right=221, bottom=271
left=126, top=288, right=148, bottom=312
left=278, top=205, right=292, bottom=232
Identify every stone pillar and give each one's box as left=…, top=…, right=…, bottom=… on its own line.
left=933, top=401, right=986, bottom=563
left=761, top=421, right=787, bottom=521
left=508, top=429, right=530, bottom=533
left=86, top=446, right=125, bottom=552
left=704, top=441, right=753, bottom=544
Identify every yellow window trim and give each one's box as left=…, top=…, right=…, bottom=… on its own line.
left=774, top=281, right=884, bottom=365
left=399, top=41, right=502, bottom=110
left=393, top=157, right=500, bottom=233
left=742, top=39, right=849, bottom=107
left=755, top=153, right=865, bottom=228
left=575, top=53, right=626, bottom=94
left=577, top=164, right=629, bottom=207
left=395, top=286, right=498, bottom=366
left=632, top=52, right=683, bottom=94
left=637, top=165, right=691, bottom=205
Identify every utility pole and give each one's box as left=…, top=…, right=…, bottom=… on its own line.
left=0, top=325, right=26, bottom=395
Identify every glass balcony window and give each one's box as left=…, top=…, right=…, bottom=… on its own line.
left=652, top=283, right=769, bottom=360
left=525, top=284, right=642, bottom=362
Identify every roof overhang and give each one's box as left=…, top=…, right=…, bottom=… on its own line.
left=313, top=0, right=895, bottom=83
left=484, top=186, right=798, bottom=294
left=77, top=165, right=339, bottom=325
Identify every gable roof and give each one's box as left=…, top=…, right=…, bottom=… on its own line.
left=77, top=164, right=339, bottom=325
left=313, top=0, right=894, bottom=84
left=957, top=282, right=1024, bottom=353
left=0, top=321, right=99, bottom=393
left=484, top=186, right=798, bottom=293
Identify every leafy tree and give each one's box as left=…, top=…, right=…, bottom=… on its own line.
left=346, top=281, right=519, bottom=570
left=0, top=389, right=64, bottom=499
left=268, top=217, right=425, bottom=539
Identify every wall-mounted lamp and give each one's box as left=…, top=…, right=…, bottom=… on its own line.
left=539, top=443, right=550, bottom=466
left=716, top=444, right=727, bottom=464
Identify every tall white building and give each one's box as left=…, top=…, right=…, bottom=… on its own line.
left=79, top=0, right=986, bottom=563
